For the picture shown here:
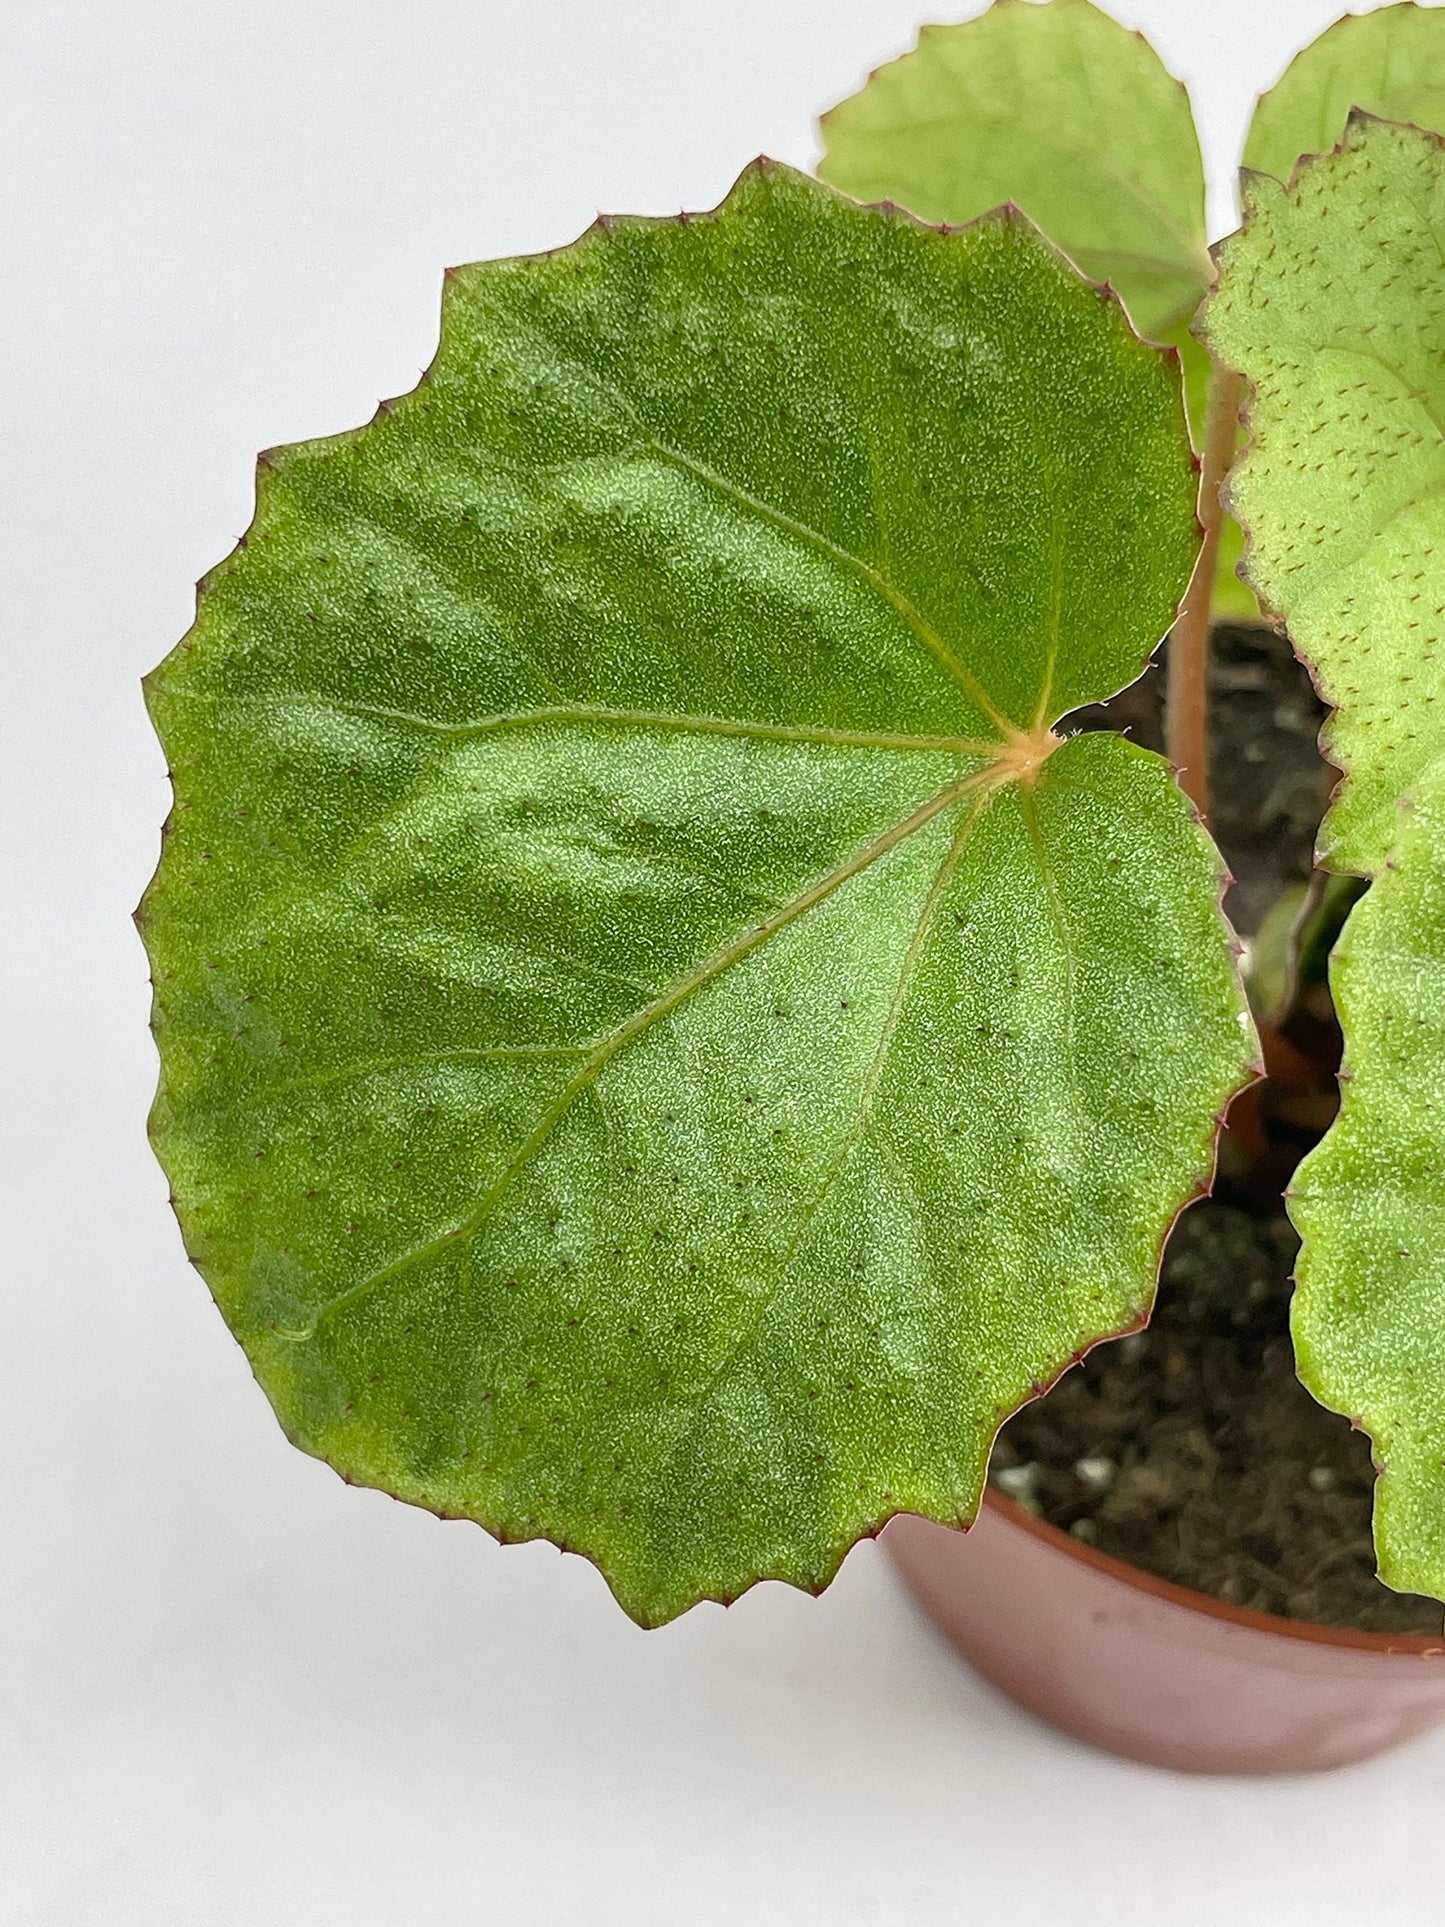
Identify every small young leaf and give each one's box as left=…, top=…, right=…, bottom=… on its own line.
left=1291, top=764, right=1445, bottom=1602
left=143, top=160, right=1253, bottom=1624
left=818, top=0, right=1210, bottom=343
left=1245, top=3, right=1445, bottom=187
left=1203, top=116, right=1445, bottom=875
left=1243, top=881, right=1310, bottom=1027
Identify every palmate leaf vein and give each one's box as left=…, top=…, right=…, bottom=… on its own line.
left=640, top=439, right=1019, bottom=736
left=282, top=764, right=995, bottom=1340
left=268, top=372, right=1032, bottom=1332
left=359, top=336, right=1023, bottom=736
left=670, top=787, right=992, bottom=1432
left=476, top=321, right=1021, bottom=733
left=303, top=698, right=1000, bottom=757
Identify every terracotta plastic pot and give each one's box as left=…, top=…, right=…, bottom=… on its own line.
left=886, top=1491, right=1445, bottom=1774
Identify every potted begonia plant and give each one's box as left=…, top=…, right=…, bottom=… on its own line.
left=139, top=0, right=1445, bottom=1773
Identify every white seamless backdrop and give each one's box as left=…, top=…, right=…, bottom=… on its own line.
left=3, top=2, right=1443, bottom=1922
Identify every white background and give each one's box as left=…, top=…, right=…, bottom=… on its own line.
left=5, top=1, right=1444, bottom=1920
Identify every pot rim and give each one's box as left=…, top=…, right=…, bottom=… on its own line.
left=978, top=1486, right=1445, bottom=1658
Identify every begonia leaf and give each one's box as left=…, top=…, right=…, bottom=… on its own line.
left=818, top=0, right=1259, bottom=620
left=1245, top=4, right=1445, bottom=189
left=1292, top=763, right=1445, bottom=1601
left=143, top=160, right=1252, bottom=1624
left=1206, top=117, right=1445, bottom=1603
left=818, top=0, right=1209, bottom=341
left=1205, top=116, right=1445, bottom=875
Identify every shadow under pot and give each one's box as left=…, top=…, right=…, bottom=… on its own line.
left=885, top=1492, right=1445, bottom=1774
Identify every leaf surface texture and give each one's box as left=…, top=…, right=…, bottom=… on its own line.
left=1245, top=4, right=1445, bottom=189
left=1207, top=118, right=1445, bottom=1602
left=144, top=162, right=1251, bottom=1623
left=818, top=0, right=1260, bottom=619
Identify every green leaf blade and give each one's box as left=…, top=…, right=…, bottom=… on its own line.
left=1244, top=3, right=1445, bottom=187
left=818, top=0, right=1210, bottom=343
left=1203, top=116, right=1445, bottom=876
left=1207, top=117, right=1445, bottom=1604
left=1292, top=763, right=1445, bottom=1601
left=144, top=161, right=1252, bottom=1623
left=818, top=0, right=1260, bottom=619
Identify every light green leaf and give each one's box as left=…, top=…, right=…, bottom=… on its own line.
left=1245, top=3, right=1445, bottom=187
left=1243, top=871, right=1368, bottom=1028
left=1203, top=116, right=1445, bottom=875
left=1206, top=117, right=1445, bottom=1604
left=1225, top=1, right=1445, bottom=619
left=142, top=159, right=1252, bottom=1625
left=1292, top=763, right=1445, bottom=1601
left=818, top=0, right=1210, bottom=344
left=1243, top=881, right=1310, bottom=1026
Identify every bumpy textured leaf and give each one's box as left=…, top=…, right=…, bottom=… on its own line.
left=1206, top=118, right=1445, bottom=1601
left=818, top=0, right=1209, bottom=340
left=1245, top=3, right=1445, bottom=188
left=1204, top=116, right=1445, bottom=875
left=1239, top=1, right=1445, bottom=649
left=143, top=160, right=1253, bottom=1625
left=1223, top=3, right=1445, bottom=621
left=1291, top=765, right=1445, bottom=1599
left=818, top=0, right=1259, bottom=620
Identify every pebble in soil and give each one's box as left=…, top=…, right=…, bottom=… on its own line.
left=993, top=627, right=1445, bottom=1637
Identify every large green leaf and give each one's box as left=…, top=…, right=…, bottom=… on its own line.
left=1245, top=3, right=1445, bottom=187
left=818, top=0, right=1209, bottom=341
left=1291, top=763, right=1445, bottom=1600
left=1205, top=117, right=1445, bottom=1602
left=818, top=0, right=1259, bottom=622
left=1204, top=115, right=1445, bottom=875
left=143, top=159, right=1253, bottom=1625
